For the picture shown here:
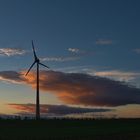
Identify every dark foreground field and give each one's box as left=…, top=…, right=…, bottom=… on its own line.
left=0, top=118, right=139, bottom=140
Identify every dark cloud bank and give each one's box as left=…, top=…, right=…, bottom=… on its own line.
left=9, top=104, right=111, bottom=116
left=0, top=70, right=140, bottom=107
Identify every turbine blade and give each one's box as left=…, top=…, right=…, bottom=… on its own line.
left=32, top=40, right=37, bottom=59
left=25, top=61, right=36, bottom=76
left=39, top=62, right=50, bottom=69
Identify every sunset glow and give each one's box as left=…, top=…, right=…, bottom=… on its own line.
left=0, top=0, right=140, bottom=118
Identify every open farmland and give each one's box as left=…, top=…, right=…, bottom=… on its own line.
left=0, top=118, right=139, bottom=140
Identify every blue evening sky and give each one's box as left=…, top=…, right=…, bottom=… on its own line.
left=0, top=0, right=140, bottom=117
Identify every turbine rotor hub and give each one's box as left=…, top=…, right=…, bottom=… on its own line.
left=36, top=58, right=40, bottom=63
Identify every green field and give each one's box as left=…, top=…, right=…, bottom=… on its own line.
left=0, top=119, right=140, bottom=140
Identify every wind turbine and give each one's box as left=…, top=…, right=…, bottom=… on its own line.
left=25, top=40, right=49, bottom=120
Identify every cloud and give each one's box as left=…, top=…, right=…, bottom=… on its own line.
left=41, top=56, right=80, bottom=62
left=8, top=104, right=111, bottom=116
left=68, top=48, right=90, bottom=55
left=134, top=48, right=140, bottom=54
left=41, top=48, right=93, bottom=62
left=0, top=70, right=140, bottom=107
left=92, top=70, right=140, bottom=81
left=0, top=71, right=24, bottom=84
left=68, top=48, right=80, bottom=53
left=0, top=48, right=26, bottom=56
left=96, top=39, right=112, bottom=45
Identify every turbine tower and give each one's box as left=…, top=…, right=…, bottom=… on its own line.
left=25, top=40, right=49, bottom=120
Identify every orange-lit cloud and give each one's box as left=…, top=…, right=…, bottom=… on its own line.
left=0, top=70, right=140, bottom=107
left=8, top=104, right=111, bottom=116
left=0, top=71, right=24, bottom=84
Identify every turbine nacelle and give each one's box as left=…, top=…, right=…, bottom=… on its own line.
left=35, top=58, right=40, bottom=63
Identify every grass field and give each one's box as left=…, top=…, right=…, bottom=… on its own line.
left=0, top=118, right=139, bottom=140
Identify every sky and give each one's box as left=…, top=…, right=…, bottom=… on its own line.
left=0, top=0, right=140, bottom=118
